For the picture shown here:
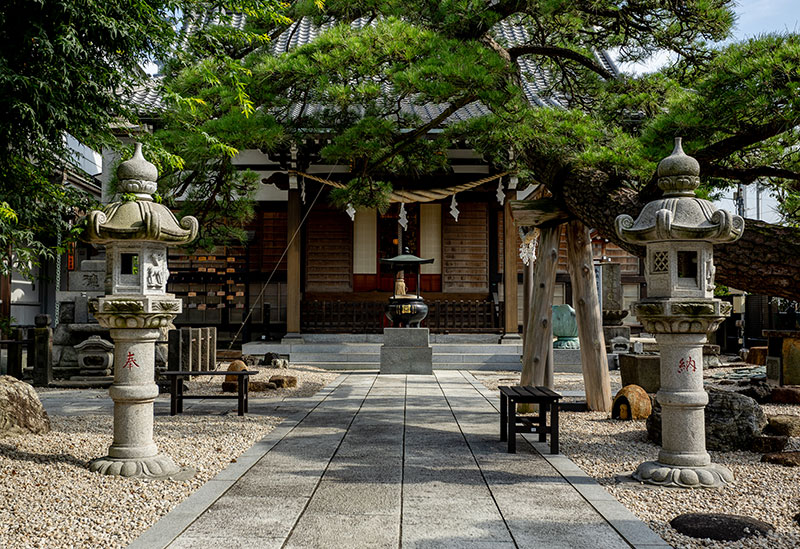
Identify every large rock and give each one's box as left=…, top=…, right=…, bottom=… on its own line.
left=0, top=376, right=51, bottom=436
left=647, top=388, right=766, bottom=451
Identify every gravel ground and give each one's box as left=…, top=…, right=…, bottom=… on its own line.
left=0, top=414, right=282, bottom=549
left=473, top=369, right=800, bottom=548
left=0, top=363, right=338, bottom=549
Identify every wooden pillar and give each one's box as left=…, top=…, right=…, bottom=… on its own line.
left=502, top=191, right=519, bottom=339
left=286, top=188, right=302, bottom=335
left=566, top=220, right=612, bottom=412
left=521, top=225, right=560, bottom=391
left=522, top=258, right=533, bottom=338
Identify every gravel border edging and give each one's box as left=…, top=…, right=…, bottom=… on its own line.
left=126, top=374, right=347, bottom=549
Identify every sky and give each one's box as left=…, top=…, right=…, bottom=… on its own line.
left=621, top=0, right=800, bottom=74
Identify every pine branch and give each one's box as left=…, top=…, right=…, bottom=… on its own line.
left=507, top=44, right=614, bottom=80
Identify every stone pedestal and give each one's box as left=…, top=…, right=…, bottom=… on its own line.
left=89, top=327, right=184, bottom=478
left=619, top=353, right=660, bottom=393
left=629, top=302, right=734, bottom=488
left=380, top=328, right=432, bottom=375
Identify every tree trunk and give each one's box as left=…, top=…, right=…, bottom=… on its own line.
left=521, top=225, right=560, bottom=392
left=566, top=220, right=612, bottom=412
left=554, top=166, right=800, bottom=301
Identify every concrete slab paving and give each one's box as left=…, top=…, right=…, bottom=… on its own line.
left=123, top=370, right=667, bottom=549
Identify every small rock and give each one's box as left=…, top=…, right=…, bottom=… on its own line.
left=794, top=513, right=800, bottom=527
left=241, top=355, right=259, bottom=367
left=270, top=358, right=289, bottom=369
left=221, top=381, right=237, bottom=393
left=269, top=375, right=297, bottom=388
left=0, top=376, right=51, bottom=436
left=260, top=352, right=280, bottom=366
left=670, top=513, right=774, bottom=541
left=224, top=360, right=248, bottom=383
left=766, top=415, right=800, bottom=437
left=746, top=347, right=768, bottom=366
left=761, top=451, right=800, bottom=467
left=249, top=381, right=277, bottom=392
left=750, top=434, right=788, bottom=453
left=612, top=385, right=652, bottom=420
left=771, top=386, right=800, bottom=404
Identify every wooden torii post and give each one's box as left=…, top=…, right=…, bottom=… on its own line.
left=511, top=197, right=612, bottom=412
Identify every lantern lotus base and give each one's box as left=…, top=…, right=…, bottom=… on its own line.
left=632, top=461, right=733, bottom=488
left=89, top=454, right=194, bottom=480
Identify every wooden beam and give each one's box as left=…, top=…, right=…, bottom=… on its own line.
left=510, top=198, right=574, bottom=228
left=566, top=220, right=612, bottom=412
left=503, top=190, right=519, bottom=336
left=286, top=189, right=302, bottom=335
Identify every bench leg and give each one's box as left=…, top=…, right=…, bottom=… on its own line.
left=244, top=375, right=249, bottom=414
left=500, top=392, right=507, bottom=441
left=538, top=401, right=547, bottom=442
left=551, top=401, right=559, bottom=454
left=237, top=375, right=245, bottom=416
left=507, top=399, right=517, bottom=453
left=170, top=376, right=178, bottom=416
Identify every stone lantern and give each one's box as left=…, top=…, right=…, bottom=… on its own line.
left=84, top=143, right=198, bottom=478
left=615, top=138, right=744, bottom=488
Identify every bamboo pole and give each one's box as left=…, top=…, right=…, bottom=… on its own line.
left=565, top=220, right=612, bottom=412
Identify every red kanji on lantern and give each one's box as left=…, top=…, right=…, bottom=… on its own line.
left=677, top=356, right=696, bottom=373
left=123, top=352, right=140, bottom=369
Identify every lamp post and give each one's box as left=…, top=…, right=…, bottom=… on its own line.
left=615, top=138, right=744, bottom=488
left=84, top=143, right=198, bottom=478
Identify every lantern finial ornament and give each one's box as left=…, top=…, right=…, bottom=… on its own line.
left=614, top=138, right=743, bottom=489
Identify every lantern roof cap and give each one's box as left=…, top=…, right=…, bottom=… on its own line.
left=614, top=138, right=744, bottom=244
left=380, top=247, right=435, bottom=269
left=82, top=144, right=198, bottom=245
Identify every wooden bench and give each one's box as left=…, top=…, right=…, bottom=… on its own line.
left=162, top=370, right=258, bottom=416
left=499, top=386, right=562, bottom=454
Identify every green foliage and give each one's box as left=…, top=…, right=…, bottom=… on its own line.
left=0, top=0, right=290, bottom=277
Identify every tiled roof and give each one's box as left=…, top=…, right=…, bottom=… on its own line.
left=129, top=15, right=618, bottom=123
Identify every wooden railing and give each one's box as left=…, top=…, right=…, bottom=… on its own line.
left=300, top=300, right=503, bottom=334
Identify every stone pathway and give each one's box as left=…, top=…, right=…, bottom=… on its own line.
left=124, top=371, right=668, bottom=548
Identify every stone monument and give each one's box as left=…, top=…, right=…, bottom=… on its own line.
left=83, top=142, right=198, bottom=478
left=380, top=249, right=434, bottom=375
left=615, top=137, right=744, bottom=488
left=598, top=262, right=631, bottom=353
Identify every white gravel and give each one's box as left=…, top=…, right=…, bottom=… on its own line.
left=0, top=414, right=282, bottom=549
left=474, top=369, right=800, bottom=548
left=0, top=364, right=338, bottom=549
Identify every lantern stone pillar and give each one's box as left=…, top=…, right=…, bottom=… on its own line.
left=83, top=143, right=198, bottom=478
left=615, top=138, right=744, bottom=488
